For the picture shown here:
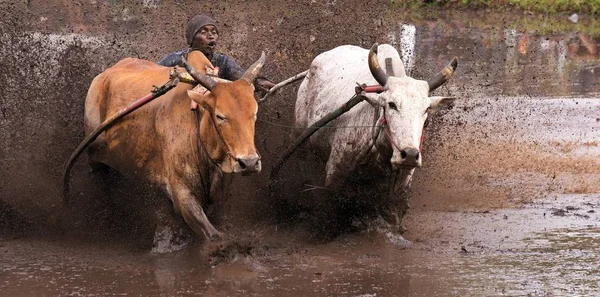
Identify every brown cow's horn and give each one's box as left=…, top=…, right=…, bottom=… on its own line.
left=427, top=57, right=458, bottom=92
left=368, top=43, right=389, bottom=87
left=241, top=51, right=266, bottom=84
left=182, top=55, right=217, bottom=91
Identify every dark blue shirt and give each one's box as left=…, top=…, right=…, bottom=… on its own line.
left=157, top=49, right=245, bottom=82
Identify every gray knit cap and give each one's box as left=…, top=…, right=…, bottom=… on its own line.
left=185, top=14, right=218, bottom=46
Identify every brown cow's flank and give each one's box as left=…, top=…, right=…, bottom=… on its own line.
left=65, top=50, right=266, bottom=244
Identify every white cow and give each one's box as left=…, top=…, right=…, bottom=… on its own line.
left=294, top=43, right=457, bottom=232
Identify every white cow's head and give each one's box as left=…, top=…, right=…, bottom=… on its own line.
left=368, top=43, right=457, bottom=169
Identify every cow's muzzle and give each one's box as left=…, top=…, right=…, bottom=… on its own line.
left=235, top=155, right=262, bottom=174
left=393, top=147, right=422, bottom=169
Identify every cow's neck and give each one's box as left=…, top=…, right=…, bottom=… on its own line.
left=198, top=108, right=227, bottom=164
left=196, top=108, right=221, bottom=193
left=170, top=107, right=219, bottom=197
left=187, top=49, right=225, bottom=161
left=354, top=102, right=394, bottom=165
left=159, top=50, right=224, bottom=190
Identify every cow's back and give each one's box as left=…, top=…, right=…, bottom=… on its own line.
left=295, top=44, right=405, bottom=148
left=84, top=58, right=171, bottom=133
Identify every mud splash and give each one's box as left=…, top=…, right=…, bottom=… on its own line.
left=2, top=194, right=598, bottom=296
left=2, top=2, right=600, bottom=296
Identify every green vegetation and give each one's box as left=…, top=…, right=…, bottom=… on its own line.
left=388, top=0, right=600, bottom=37
left=507, top=0, right=600, bottom=14
left=391, top=0, right=600, bottom=15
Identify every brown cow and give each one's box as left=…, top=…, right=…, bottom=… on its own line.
left=81, top=50, right=265, bottom=241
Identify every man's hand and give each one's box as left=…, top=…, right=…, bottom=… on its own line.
left=205, top=65, right=219, bottom=76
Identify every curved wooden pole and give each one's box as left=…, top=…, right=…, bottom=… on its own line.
left=258, top=70, right=308, bottom=104
left=62, top=74, right=183, bottom=202
left=270, top=93, right=366, bottom=180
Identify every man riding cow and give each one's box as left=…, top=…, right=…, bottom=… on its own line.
left=64, top=43, right=268, bottom=251
left=158, top=14, right=275, bottom=95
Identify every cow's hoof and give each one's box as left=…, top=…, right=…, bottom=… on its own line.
left=151, top=225, right=190, bottom=254
left=385, top=231, right=412, bottom=249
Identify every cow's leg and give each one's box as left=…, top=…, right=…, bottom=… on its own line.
left=323, top=131, right=377, bottom=190
left=151, top=197, right=192, bottom=253
left=324, top=153, right=350, bottom=191
left=324, top=147, right=364, bottom=192
left=169, top=181, right=222, bottom=240
left=382, top=168, right=414, bottom=233
left=87, top=140, right=110, bottom=173
left=207, top=171, right=232, bottom=228
left=208, top=170, right=226, bottom=204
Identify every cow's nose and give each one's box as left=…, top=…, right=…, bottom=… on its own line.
left=400, top=147, right=421, bottom=167
left=237, top=156, right=261, bottom=173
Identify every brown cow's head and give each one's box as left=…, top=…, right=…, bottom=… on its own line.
left=368, top=43, right=457, bottom=170
left=184, top=51, right=265, bottom=174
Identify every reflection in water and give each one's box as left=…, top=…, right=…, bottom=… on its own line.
left=503, top=30, right=599, bottom=96
left=2, top=218, right=599, bottom=296
left=502, top=29, right=600, bottom=96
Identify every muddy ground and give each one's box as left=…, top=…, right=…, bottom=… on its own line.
left=1, top=1, right=600, bottom=296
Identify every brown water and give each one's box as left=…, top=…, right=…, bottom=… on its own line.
left=2, top=6, right=600, bottom=297
left=2, top=195, right=599, bottom=296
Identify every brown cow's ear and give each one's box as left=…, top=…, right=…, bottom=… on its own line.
left=187, top=90, right=214, bottom=113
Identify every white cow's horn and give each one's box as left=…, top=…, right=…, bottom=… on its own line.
left=427, top=57, right=458, bottom=92
left=368, top=43, right=389, bottom=87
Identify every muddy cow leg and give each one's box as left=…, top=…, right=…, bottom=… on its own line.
left=208, top=170, right=226, bottom=205
left=324, top=139, right=372, bottom=192
left=86, top=140, right=110, bottom=173
left=207, top=171, right=233, bottom=228
left=324, top=155, right=353, bottom=191
left=169, top=181, right=222, bottom=240
left=151, top=197, right=192, bottom=253
left=382, top=168, right=415, bottom=232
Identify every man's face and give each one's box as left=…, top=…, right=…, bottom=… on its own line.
left=191, top=25, right=218, bottom=56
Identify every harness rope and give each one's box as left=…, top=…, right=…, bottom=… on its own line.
left=257, top=118, right=384, bottom=129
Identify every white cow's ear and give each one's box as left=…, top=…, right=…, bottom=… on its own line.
left=429, top=96, right=456, bottom=114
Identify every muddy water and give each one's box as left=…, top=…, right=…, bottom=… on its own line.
left=3, top=10, right=600, bottom=297
left=2, top=197, right=599, bottom=296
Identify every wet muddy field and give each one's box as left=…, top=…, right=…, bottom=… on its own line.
left=2, top=195, right=599, bottom=296
left=2, top=1, right=600, bottom=296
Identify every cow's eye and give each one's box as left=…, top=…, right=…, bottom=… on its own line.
left=387, top=102, right=398, bottom=111
left=425, top=107, right=430, bottom=114
left=216, top=114, right=226, bottom=121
